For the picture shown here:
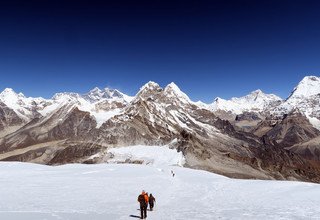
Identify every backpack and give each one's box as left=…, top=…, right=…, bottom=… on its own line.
left=138, top=194, right=146, bottom=205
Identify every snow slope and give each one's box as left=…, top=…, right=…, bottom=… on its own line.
left=0, top=159, right=320, bottom=219
left=107, top=145, right=185, bottom=166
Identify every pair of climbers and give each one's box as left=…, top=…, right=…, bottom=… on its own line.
left=137, top=190, right=156, bottom=219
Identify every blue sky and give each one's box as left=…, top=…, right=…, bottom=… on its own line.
left=0, top=0, right=319, bottom=102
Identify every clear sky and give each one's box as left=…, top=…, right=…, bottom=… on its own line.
left=0, top=0, right=319, bottom=102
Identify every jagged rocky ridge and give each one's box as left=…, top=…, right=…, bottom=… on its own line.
left=0, top=76, right=320, bottom=182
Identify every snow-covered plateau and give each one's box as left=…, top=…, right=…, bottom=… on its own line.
left=0, top=146, right=320, bottom=220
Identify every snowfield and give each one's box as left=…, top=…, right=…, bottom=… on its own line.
left=1, top=147, right=320, bottom=220
left=107, top=145, right=186, bottom=166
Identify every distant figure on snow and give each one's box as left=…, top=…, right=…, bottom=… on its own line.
left=171, top=170, right=175, bottom=177
left=137, top=190, right=148, bottom=219
left=148, top=193, right=156, bottom=211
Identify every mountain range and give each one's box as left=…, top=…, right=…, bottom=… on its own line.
left=1, top=75, right=320, bottom=182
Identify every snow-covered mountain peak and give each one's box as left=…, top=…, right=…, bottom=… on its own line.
left=233, top=89, right=281, bottom=103
left=0, top=88, right=25, bottom=99
left=288, top=75, right=320, bottom=99
left=211, top=90, right=282, bottom=114
left=1, top=88, right=15, bottom=94
left=85, top=87, right=104, bottom=102
left=135, top=81, right=162, bottom=100
left=301, top=75, right=319, bottom=83
left=83, top=86, right=133, bottom=103
left=52, top=92, right=82, bottom=102
left=165, top=82, right=180, bottom=91
left=163, top=82, right=191, bottom=102
left=90, top=87, right=101, bottom=93
left=106, top=89, right=123, bottom=98
left=269, top=76, right=320, bottom=128
left=138, top=81, right=161, bottom=92
left=1, top=88, right=15, bottom=93
left=251, top=89, right=263, bottom=94
left=0, top=88, right=40, bottom=121
left=214, top=97, right=223, bottom=102
left=85, top=87, right=113, bottom=102
left=249, top=89, right=263, bottom=98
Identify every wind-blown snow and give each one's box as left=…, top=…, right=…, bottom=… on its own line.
left=107, top=145, right=185, bottom=166
left=0, top=162, right=320, bottom=220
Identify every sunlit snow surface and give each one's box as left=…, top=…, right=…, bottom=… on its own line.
left=0, top=147, right=320, bottom=220
left=107, top=145, right=185, bottom=166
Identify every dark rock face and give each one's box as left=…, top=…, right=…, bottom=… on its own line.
left=250, top=144, right=320, bottom=182
left=0, top=102, right=24, bottom=129
left=95, top=100, right=126, bottom=111
left=235, top=112, right=262, bottom=121
left=252, top=116, right=279, bottom=137
left=48, top=107, right=97, bottom=140
left=264, top=111, right=320, bottom=148
left=47, top=142, right=102, bottom=165
left=282, top=132, right=320, bottom=161
left=0, top=106, right=97, bottom=152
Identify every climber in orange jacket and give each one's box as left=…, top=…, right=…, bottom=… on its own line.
left=137, top=190, right=148, bottom=219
